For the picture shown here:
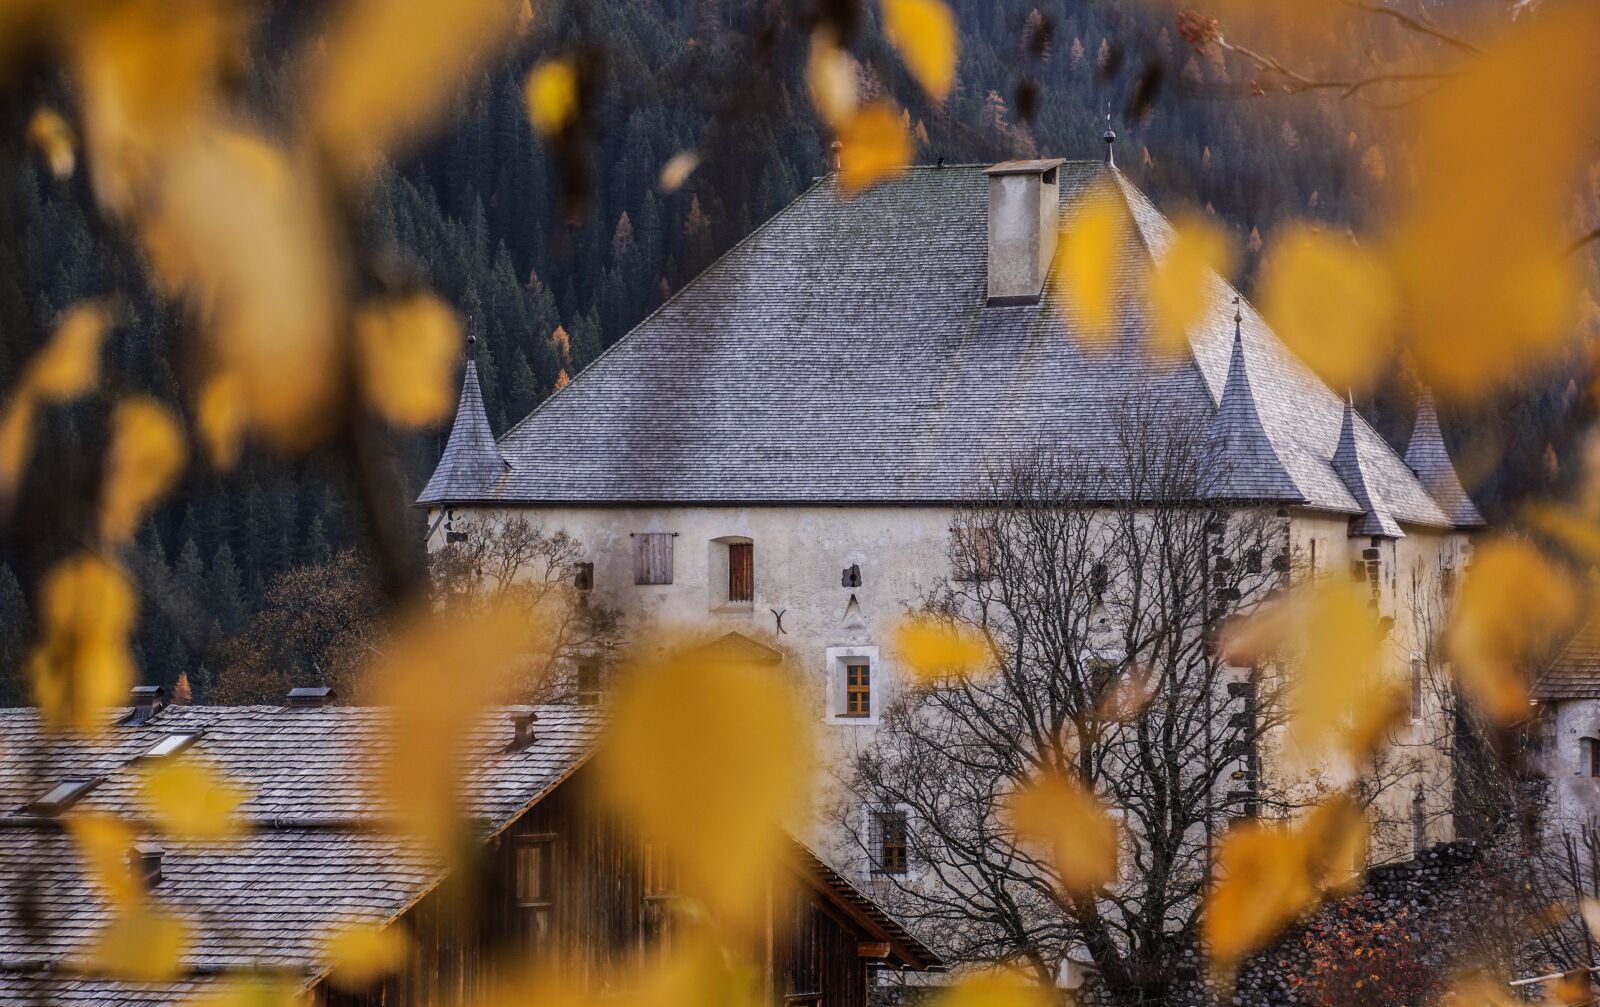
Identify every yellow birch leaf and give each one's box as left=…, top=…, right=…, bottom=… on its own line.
left=0, top=395, right=36, bottom=498
left=836, top=102, right=910, bottom=195
left=311, top=0, right=520, bottom=179
left=931, top=972, right=1055, bottom=1007
left=1259, top=225, right=1395, bottom=393
left=322, top=923, right=409, bottom=991
left=354, top=294, right=462, bottom=428
left=1446, top=539, right=1578, bottom=724
left=526, top=59, right=579, bottom=137
left=597, top=647, right=814, bottom=925
left=27, top=106, right=75, bottom=179
left=66, top=811, right=142, bottom=907
left=89, top=906, right=188, bottom=981
left=27, top=303, right=110, bottom=402
left=1549, top=972, right=1590, bottom=1006
left=881, top=0, right=957, bottom=101
left=1006, top=772, right=1119, bottom=895
left=1388, top=5, right=1600, bottom=399
left=894, top=618, right=988, bottom=681
left=197, top=371, right=246, bottom=471
left=139, top=758, right=247, bottom=840
left=658, top=150, right=700, bottom=193
left=806, top=31, right=858, bottom=129
left=1147, top=214, right=1235, bottom=357
left=1054, top=184, right=1126, bottom=349
left=27, top=554, right=137, bottom=736
left=101, top=397, right=187, bottom=545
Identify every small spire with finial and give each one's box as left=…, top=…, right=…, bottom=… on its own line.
left=830, top=139, right=843, bottom=173
left=1232, top=294, right=1242, bottom=342
left=466, top=332, right=478, bottom=361
left=1101, top=104, right=1116, bottom=167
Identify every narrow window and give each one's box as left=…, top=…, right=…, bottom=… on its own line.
left=572, top=562, right=594, bottom=591
left=576, top=659, right=602, bottom=706
left=952, top=526, right=994, bottom=582
left=844, top=661, right=871, bottom=718
left=1410, top=659, right=1425, bottom=721
left=643, top=840, right=678, bottom=899
left=1582, top=738, right=1600, bottom=779
left=515, top=836, right=556, bottom=946
left=872, top=810, right=909, bottom=875
left=633, top=533, right=674, bottom=585
left=1244, top=549, right=1262, bottom=575
left=728, top=542, right=753, bottom=603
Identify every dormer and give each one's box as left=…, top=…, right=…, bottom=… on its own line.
left=984, top=159, right=1065, bottom=305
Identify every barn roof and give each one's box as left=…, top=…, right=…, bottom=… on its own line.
left=1534, top=615, right=1600, bottom=700
left=420, top=162, right=1477, bottom=532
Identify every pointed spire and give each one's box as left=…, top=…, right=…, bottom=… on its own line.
left=1330, top=397, right=1403, bottom=538
left=1101, top=105, right=1117, bottom=167
left=416, top=343, right=510, bottom=505
left=1203, top=296, right=1303, bottom=502
left=1403, top=389, right=1485, bottom=528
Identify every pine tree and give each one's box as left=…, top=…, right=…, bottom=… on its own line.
left=0, top=564, right=31, bottom=704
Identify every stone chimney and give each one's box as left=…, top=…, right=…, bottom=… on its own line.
left=131, top=843, right=164, bottom=888
left=123, top=685, right=165, bottom=727
left=984, top=158, right=1065, bottom=305
left=507, top=710, right=539, bottom=751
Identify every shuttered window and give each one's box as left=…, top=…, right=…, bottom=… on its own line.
left=952, top=526, right=995, bottom=582
left=633, top=533, right=675, bottom=585
left=728, top=543, right=753, bottom=603
left=515, top=835, right=556, bottom=947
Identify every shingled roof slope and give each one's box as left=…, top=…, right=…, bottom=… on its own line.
left=1534, top=615, right=1600, bottom=700
left=417, top=357, right=508, bottom=505
left=421, top=162, right=1458, bottom=529
left=1203, top=309, right=1302, bottom=502
left=0, top=705, right=602, bottom=1002
left=1403, top=391, right=1486, bottom=529
left=1330, top=398, right=1404, bottom=538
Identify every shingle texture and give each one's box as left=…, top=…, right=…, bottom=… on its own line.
left=1203, top=315, right=1302, bottom=501
left=419, top=162, right=1467, bottom=530
left=1329, top=398, right=1404, bottom=538
left=417, top=358, right=509, bottom=505
left=0, top=704, right=602, bottom=1004
left=1403, top=391, right=1486, bottom=529
left=1534, top=616, right=1600, bottom=700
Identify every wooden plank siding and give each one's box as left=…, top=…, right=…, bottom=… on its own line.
left=315, top=765, right=909, bottom=1007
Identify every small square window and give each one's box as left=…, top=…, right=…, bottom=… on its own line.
left=843, top=662, right=871, bottom=718
left=951, top=526, right=995, bottom=582
left=634, top=533, right=675, bottom=585
left=572, top=562, right=594, bottom=591
left=872, top=810, right=909, bottom=875
left=576, top=659, right=603, bottom=706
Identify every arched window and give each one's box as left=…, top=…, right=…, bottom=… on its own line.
left=1582, top=738, right=1600, bottom=779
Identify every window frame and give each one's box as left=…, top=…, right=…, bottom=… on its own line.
left=513, top=833, right=558, bottom=947
left=824, top=646, right=882, bottom=726
left=871, top=808, right=910, bottom=876
left=575, top=658, right=603, bottom=707
left=727, top=541, right=754, bottom=604
left=1582, top=737, right=1600, bottom=779
left=951, top=525, right=996, bottom=582
left=843, top=661, right=871, bottom=718
left=1409, top=657, right=1426, bottom=723
left=642, top=840, right=679, bottom=900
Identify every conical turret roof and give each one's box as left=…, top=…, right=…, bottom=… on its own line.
left=1403, top=391, right=1485, bottom=529
left=417, top=355, right=509, bottom=505
left=1203, top=305, right=1303, bottom=502
left=1330, top=397, right=1402, bottom=538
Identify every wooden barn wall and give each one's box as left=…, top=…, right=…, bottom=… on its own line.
left=313, top=764, right=882, bottom=1006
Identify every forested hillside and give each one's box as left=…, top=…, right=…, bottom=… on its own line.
left=0, top=0, right=1588, bottom=703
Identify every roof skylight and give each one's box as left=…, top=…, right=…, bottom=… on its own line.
left=142, top=733, right=199, bottom=760
left=25, top=778, right=98, bottom=815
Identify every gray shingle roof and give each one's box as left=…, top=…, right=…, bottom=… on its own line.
left=1403, top=391, right=1486, bottom=529
left=1534, top=616, right=1600, bottom=700
left=417, top=358, right=509, bottom=505
left=1330, top=397, right=1404, bottom=538
left=0, top=704, right=602, bottom=1003
left=419, top=162, right=1466, bottom=531
left=1203, top=308, right=1303, bottom=502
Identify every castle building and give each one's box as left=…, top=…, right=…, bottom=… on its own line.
left=419, top=157, right=1484, bottom=873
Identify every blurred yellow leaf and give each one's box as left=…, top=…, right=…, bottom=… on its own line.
left=27, top=554, right=137, bottom=736
left=1054, top=184, right=1126, bottom=349
left=322, top=922, right=409, bottom=991
left=354, top=294, right=462, bottom=428
left=526, top=59, right=579, bottom=137
left=197, top=371, right=247, bottom=470
left=312, top=0, right=520, bottom=179
left=1147, top=214, right=1234, bottom=357
left=27, top=106, right=75, bottom=179
left=1223, top=580, right=1401, bottom=767
left=1548, top=972, right=1591, bottom=1007
left=88, top=906, right=187, bottom=981
left=1446, top=539, right=1578, bottom=723
left=806, top=31, right=858, bottom=129
left=598, top=648, right=814, bottom=925
left=1006, top=772, right=1119, bottom=895
left=0, top=396, right=35, bottom=498
left=27, top=303, right=110, bottom=402
left=894, top=618, right=988, bottom=681
left=1441, top=973, right=1521, bottom=1007
left=836, top=102, right=909, bottom=195
left=139, top=758, right=247, bottom=840
left=66, top=812, right=142, bottom=907
left=369, top=603, right=545, bottom=859
left=101, top=397, right=187, bottom=545
left=930, top=972, right=1055, bottom=1007
left=1388, top=5, right=1600, bottom=399
left=881, top=0, right=957, bottom=101
left=658, top=150, right=700, bottom=193
left=1204, top=794, right=1366, bottom=978
left=1259, top=225, right=1395, bottom=393
left=143, top=128, right=340, bottom=452
left=188, top=976, right=303, bottom=1007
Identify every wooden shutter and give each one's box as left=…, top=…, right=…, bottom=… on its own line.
left=634, top=533, right=674, bottom=584
left=728, top=543, right=753, bottom=602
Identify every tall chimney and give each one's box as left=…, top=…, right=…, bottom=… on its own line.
left=130, top=843, right=164, bottom=888
left=123, top=685, right=166, bottom=727
left=984, top=158, right=1066, bottom=305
